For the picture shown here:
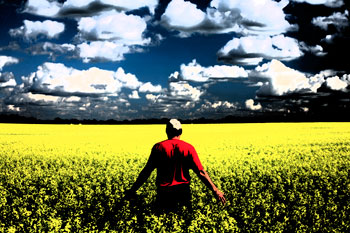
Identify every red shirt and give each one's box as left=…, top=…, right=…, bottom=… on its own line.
left=147, top=139, right=204, bottom=187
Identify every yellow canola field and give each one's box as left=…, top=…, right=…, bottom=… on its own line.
left=1, top=122, right=348, bottom=160
left=0, top=122, right=349, bottom=232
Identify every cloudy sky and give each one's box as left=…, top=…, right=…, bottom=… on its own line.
left=0, top=0, right=349, bottom=120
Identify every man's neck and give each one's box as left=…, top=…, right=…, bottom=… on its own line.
left=169, top=136, right=181, bottom=140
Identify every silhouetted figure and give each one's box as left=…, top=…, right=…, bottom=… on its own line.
left=125, top=119, right=226, bottom=212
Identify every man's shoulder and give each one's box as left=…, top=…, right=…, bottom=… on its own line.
left=152, top=140, right=168, bottom=149
left=157, top=139, right=195, bottom=150
left=177, top=139, right=195, bottom=148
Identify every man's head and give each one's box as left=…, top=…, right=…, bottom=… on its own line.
left=166, top=119, right=182, bottom=139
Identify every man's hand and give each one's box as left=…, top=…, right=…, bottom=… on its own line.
left=214, top=189, right=226, bottom=205
left=197, top=169, right=226, bottom=205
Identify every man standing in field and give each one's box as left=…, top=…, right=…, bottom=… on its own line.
left=125, top=119, right=226, bottom=211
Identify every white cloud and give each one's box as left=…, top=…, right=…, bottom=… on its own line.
left=4, top=62, right=174, bottom=120
left=169, top=81, right=202, bottom=101
left=139, top=82, right=163, bottom=93
left=64, top=96, right=81, bottom=102
left=291, top=0, right=344, bottom=7
left=255, top=59, right=322, bottom=96
left=197, top=100, right=237, bottom=115
left=114, top=67, right=142, bottom=89
left=312, top=10, right=349, bottom=31
left=23, top=62, right=142, bottom=96
left=161, top=0, right=292, bottom=36
left=78, top=41, right=130, bottom=62
left=8, top=92, right=62, bottom=107
left=26, top=92, right=61, bottom=103
left=8, top=62, right=175, bottom=120
left=210, top=100, right=236, bottom=109
left=218, top=34, right=303, bottom=65
left=326, top=75, right=349, bottom=91
left=322, top=34, right=336, bottom=43
left=210, top=0, right=291, bottom=35
left=299, top=42, right=326, bottom=56
left=128, top=90, right=140, bottom=99
left=145, top=93, right=159, bottom=102
left=0, top=76, right=16, bottom=88
left=78, top=10, right=149, bottom=45
left=7, top=105, right=21, bottom=112
left=63, top=0, right=158, bottom=14
left=161, top=0, right=206, bottom=29
left=24, top=0, right=62, bottom=17
left=24, top=0, right=158, bottom=17
left=26, top=42, right=76, bottom=60
left=75, top=10, right=151, bottom=62
left=0, top=56, right=19, bottom=71
left=9, top=20, right=65, bottom=40
left=245, top=99, right=262, bottom=110
left=169, top=59, right=248, bottom=82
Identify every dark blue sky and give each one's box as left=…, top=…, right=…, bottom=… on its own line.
left=0, top=0, right=349, bottom=120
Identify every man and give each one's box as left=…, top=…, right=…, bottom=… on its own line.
left=125, top=119, right=226, bottom=211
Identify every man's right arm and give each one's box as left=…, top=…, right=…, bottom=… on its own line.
left=124, top=145, right=157, bottom=200
left=196, top=169, right=226, bottom=205
left=125, top=162, right=154, bottom=198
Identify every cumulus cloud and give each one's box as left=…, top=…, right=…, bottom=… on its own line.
left=24, top=0, right=158, bottom=17
left=210, top=0, right=291, bottom=35
left=169, top=81, right=202, bottom=101
left=24, top=0, right=61, bottom=17
left=22, top=62, right=142, bottom=96
left=200, top=100, right=237, bottom=110
left=291, top=0, right=344, bottom=7
left=23, top=92, right=61, bottom=104
left=77, top=10, right=149, bottom=45
left=196, top=100, right=238, bottom=117
left=312, top=10, right=349, bottom=31
left=0, top=57, right=18, bottom=92
left=161, top=0, right=292, bottom=36
left=245, top=99, right=262, bottom=110
left=4, top=91, right=131, bottom=120
left=77, top=41, right=130, bottom=62
left=326, top=75, right=350, bottom=91
left=145, top=93, right=165, bottom=103
left=253, top=63, right=349, bottom=97
left=161, top=0, right=206, bottom=29
left=255, top=59, right=323, bottom=96
left=60, top=0, right=158, bottom=15
left=22, top=1, right=155, bottom=63
left=2, top=62, right=171, bottom=120
left=0, top=56, right=19, bottom=71
left=74, top=10, right=151, bottom=62
left=128, top=90, right=140, bottom=99
left=9, top=20, right=65, bottom=40
left=139, top=82, right=163, bottom=93
left=169, top=59, right=248, bottom=82
left=27, top=42, right=76, bottom=60
left=143, top=79, right=203, bottom=110
left=6, top=105, right=21, bottom=112
left=299, top=42, right=326, bottom=56
left=0, top=73, right=17, bottom=88
left=218, top=34, right=303, bottom=65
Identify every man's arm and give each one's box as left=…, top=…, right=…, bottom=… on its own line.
left=196, top=169, right=226, bottom=205
left=124, top=158, right=155, bottom=200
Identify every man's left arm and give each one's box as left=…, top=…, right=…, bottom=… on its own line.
left=189, top=146, right=226, bottom=205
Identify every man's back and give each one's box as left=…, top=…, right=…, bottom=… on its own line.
left=150, top=139, right=203, bottom=187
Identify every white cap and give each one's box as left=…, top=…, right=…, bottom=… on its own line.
left=169, top=119, right=182, bottom=130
